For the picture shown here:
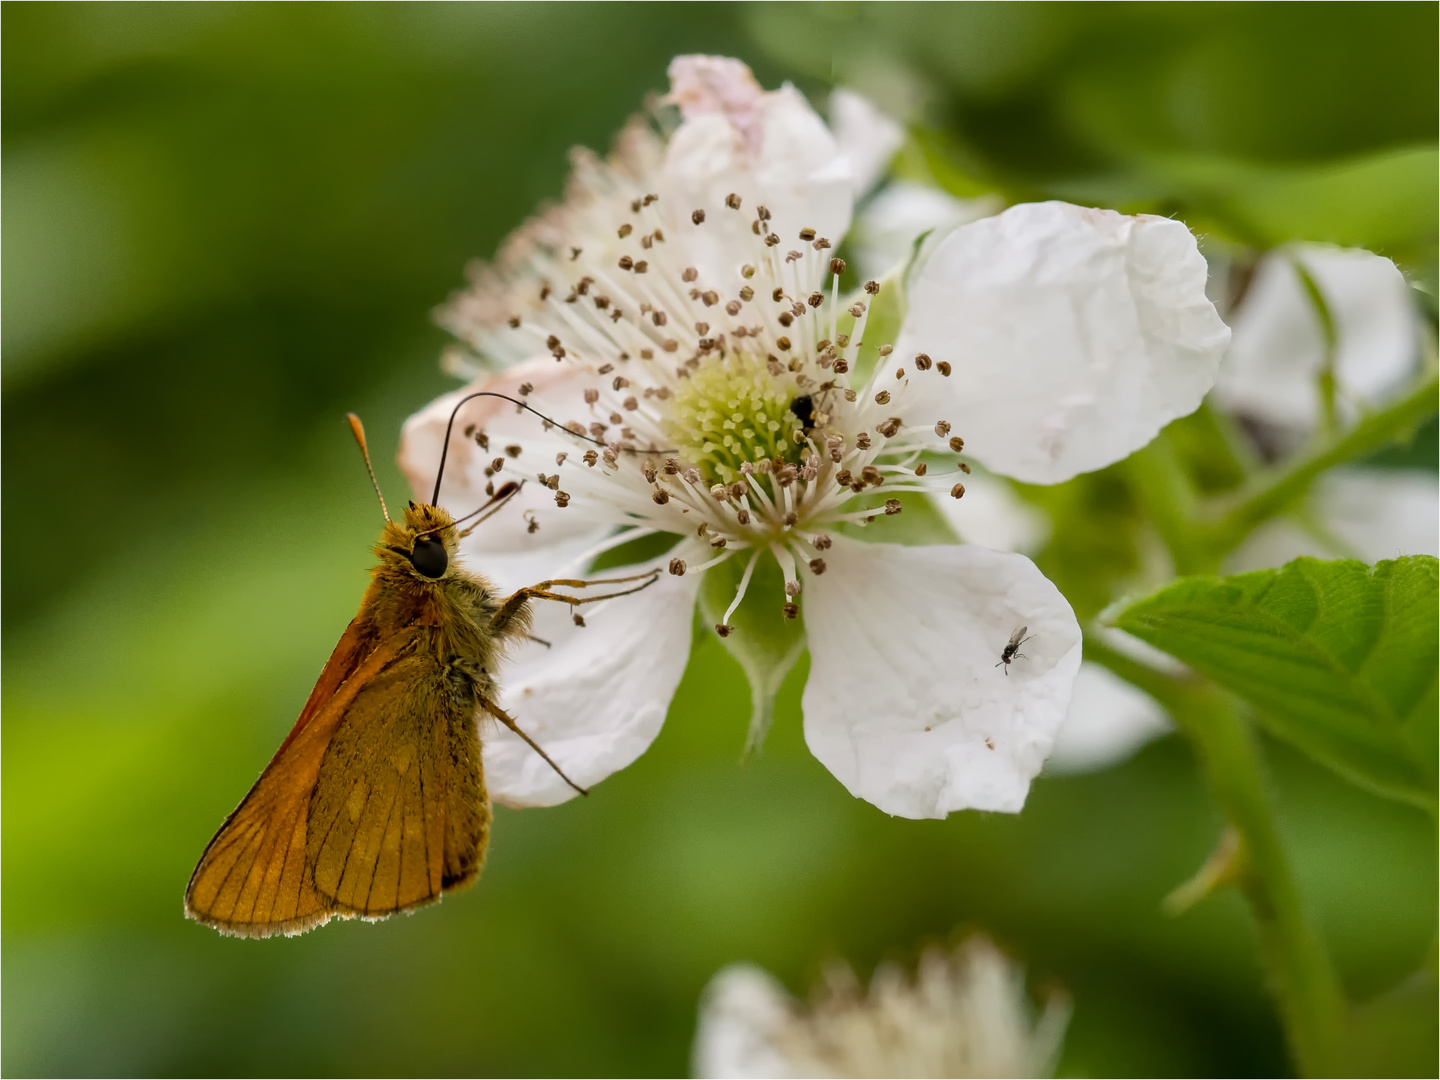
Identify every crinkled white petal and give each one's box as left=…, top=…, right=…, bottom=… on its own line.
left=693, top=964, right=799, bottom=1080
left=936, top=473, right=1051, bottom=555
left=1046, top=661, right=1172, bottom=775
left=484, top=554, right=699, bottom=807
left=1218, top=244, right=1418, bottom=432
left=1227, top=467, right=1440, bottom=572
left=894, top=201, right=1231, bottom=484
left=850, top=179, right=1001, bottom=283
left=829, top=88, right=905, bottom=200
left=398, top=356, right=614, bottom=590
left=663, top=82, right=853, bottom=291
left=801, top=538, right=1082, bottom=819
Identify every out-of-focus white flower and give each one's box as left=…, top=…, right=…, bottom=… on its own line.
left=1229, top=467, right=1439, bottom=572
left=693, top=936, right=1070, bottom=1079
left=1217, top=244, right=1419, bottom=436
left=849, top=180, right=1002, bottom=285
left=1046, top=661, right=1172, bottom=774
left=402, top=55, right=1229, bottom=819
left=828, top=88, right=905, bottom=199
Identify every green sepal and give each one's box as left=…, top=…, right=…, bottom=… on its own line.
left=698, top=550, right=807, bottom=759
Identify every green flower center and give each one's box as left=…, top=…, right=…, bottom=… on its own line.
left=664, top=353, right=807, bottom=486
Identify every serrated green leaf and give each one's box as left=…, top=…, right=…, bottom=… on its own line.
left=1112, top=556, right=1439, bottom=812
left=697, top=551, right=806, bottom=758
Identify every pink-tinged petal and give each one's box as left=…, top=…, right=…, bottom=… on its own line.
left=895, top=201, right=1230, bottom=485
left=802, top=538, right=1081, bottom=818
left=398, top=357, right=613, bottom=591
left=1045, top=661, right=1172, bottom=775
left=484, top=554, right=700, bottom=807
left=1218, top=244, right=1418, bottom=433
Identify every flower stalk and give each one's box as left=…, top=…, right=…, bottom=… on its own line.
left=1085, top=636, right=1348, bottom=1077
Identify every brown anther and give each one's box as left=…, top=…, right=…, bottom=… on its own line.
left=937, top=361, right=952, bottom=376
left=643, top=193, right=658, bottom=205
left=764, top=233, right=780, bottom=247
left=777, top=336, right=792, bottom=352
left=848, top=303, right=865, bottom=318
left=951, top=483, right=966, bottom=499
left=949, top=436, right=965, bottom=452
left=739, top=286, right=754, bottom=302
left=726, top=300, right=742, bottom=315
left=669, top=558, right=686, bottom=576
left=490, top=457, right=505, bottom=472
left=778, top=312, right=794, bottom=327
left=651, top=311, right=667, bottom=327
left=716, top=623, right=733, bottom=637
left=785, top=580, right=802, bottom=597
left=856, top=432, right=872, bottom=450
left=555, top=491, right=571, bottom=507
left=546, top=474, right=560, bottom=490
left=527, top=518, right=539, bottom=534
left=915, top=462, right=928, bottom=476
left=783, top=511, right=798, bottom=527
left=808, top=292, right=824, bottom=307
left=835, top=469, right=853, bottom=486
left=583, top=388, right=600, bottom=405
left=799, top=227, right=816, bottom=241
left=597, top=363, right=614, bottom=375
left=861, top=465, right=884, bottom=486
left=844, top=388, right=858, bottom=402
left=583, top=450, right=598, bottom=467
left=756, top=205, right=771, bottom=221
left=864, top=280, right=880, bottom=295
left=572, top=613, right=585, bottom=627
left=809, top=558, right=827, bottom=575
left=783, top=602, right=799, bottom=620
left=609, top=412, right=623, bottom=425
left=874, top=390, right=891, bottom=405
left=914, top=353, right=932, bottom=370
left=505, top=444, right=522, bottom=458
left=518, top=383, right=533, bottom=396
left=813, top=533, right=832, bottom=550
left=634, top=260, right=648, bottom=273
left=652, top=489, right=670, bottom=505
left=884, top=498, right=902, bottom=515
left=702, top=291, right=718, bottom=307
left=507, top=316, right=520, bottom=329
left=595, top=296, right=611, bottom=310
left=935, top=421, right=952, bottom=437
left=726, top=193, right=742, bottom=210
left=692, top=209, right=706, bottom=225
left=832, top=358, right=849, bottom=374
left=617, top=223, right=633, bottom=238
left=959, top=462, right=971, bottom=474
left=736, top=509, right=751, bottom=525
left=618, top=255, right=634, bottom=270
left=829, top=257, right=846, bottom=275
left=876, top=417, right=903, bottom=438
left=555, top=452, right=568, bottom=466
left=813, top=238, right=832, bottom=251
left=539, top=285, right=551, bottom=301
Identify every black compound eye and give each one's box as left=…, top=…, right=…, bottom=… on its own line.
left=409, top=537, right=449, bottom=578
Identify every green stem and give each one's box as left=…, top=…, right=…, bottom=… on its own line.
left=1087, top=637, right=1347, bottom=1076
left=1206, top=373, right=1439, bottom=555
left=1126, top=431, right=1214, bottom=575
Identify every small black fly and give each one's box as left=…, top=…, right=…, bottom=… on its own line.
left=996, top=626, right=1035, bottom=675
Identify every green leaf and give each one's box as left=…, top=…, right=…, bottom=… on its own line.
left=1112, top=557, right=1439, bottom=812
left=697, top=551, right=806, bottom=758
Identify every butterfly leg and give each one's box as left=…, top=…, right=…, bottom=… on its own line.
left=489, top=570, right=661, bottom=638
left=480, top=698, right=588, bottom=797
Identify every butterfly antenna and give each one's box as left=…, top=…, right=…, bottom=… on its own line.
left=347, top=413, right=391, bottom=523
left=431, top=390, right=676, bottom=506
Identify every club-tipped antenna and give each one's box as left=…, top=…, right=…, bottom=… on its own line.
left=347, top=413, right=391, bottom=523
left=430, top=390, right=676, bottom=506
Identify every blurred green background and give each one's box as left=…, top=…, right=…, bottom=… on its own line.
left=4, top=4, right=1436, bottom=1076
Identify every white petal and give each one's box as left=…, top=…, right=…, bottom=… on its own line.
left=663, top=80, right=852, bottom=292
left=692, top=965, right=799, bottom=1080
left=829, top=88, right=904, bottom=199
left=484, top=555, right=700, bottom=807
left=849, top=179, right=1001, bottom=283
left=894, top=201, right=1231, bottom=485
left=1218, top=245, right=1418, bottom=432
left=801, top=539, right=1082, bottom=819
left=1228, top=467, right=1440, bottom=572
left=935, top=472, right=1050, bottom=555
left=398, top=357, right=613, bottom=591
left=1045, top=661, right=1172, bottom=775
